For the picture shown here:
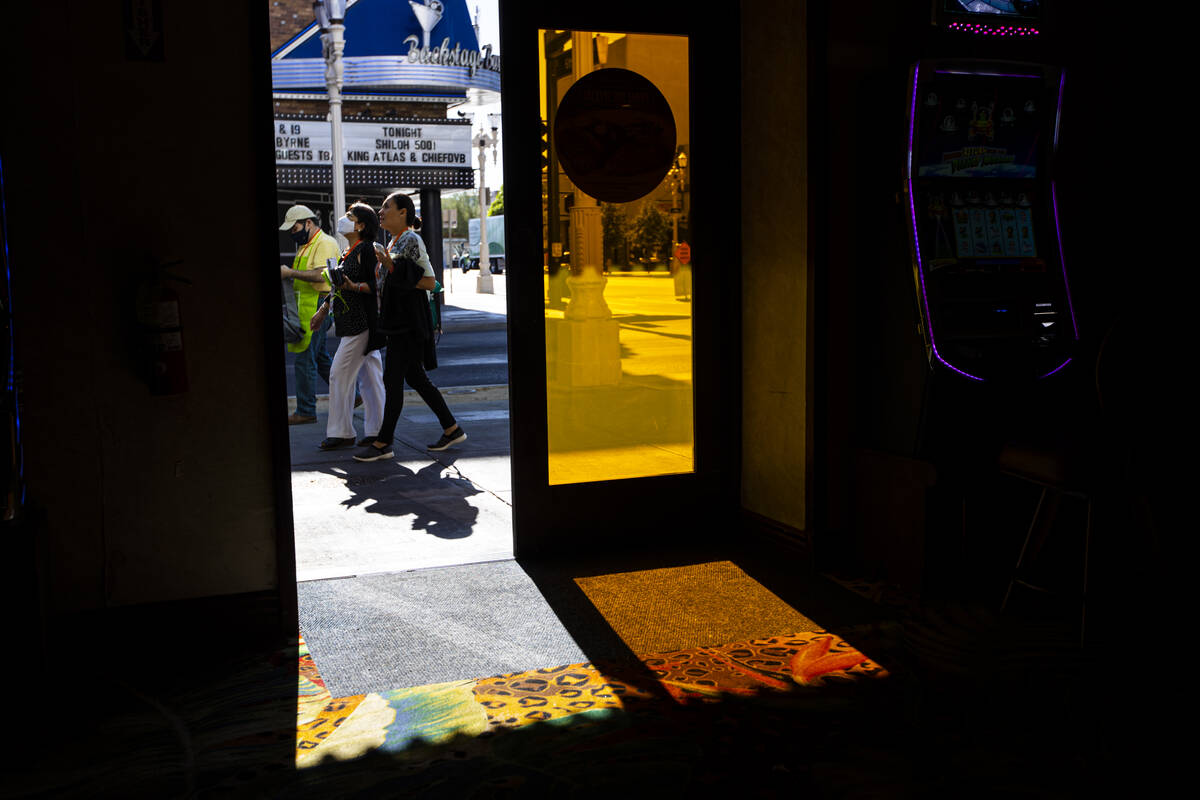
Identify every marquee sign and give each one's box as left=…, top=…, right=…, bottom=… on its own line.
left=274, top=117, right=474, bottom=188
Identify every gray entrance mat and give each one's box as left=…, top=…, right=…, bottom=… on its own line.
left=298, top=560, right=601, bottom=697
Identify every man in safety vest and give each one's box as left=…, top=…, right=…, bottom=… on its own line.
left=279, top=205, right=337, bottom=424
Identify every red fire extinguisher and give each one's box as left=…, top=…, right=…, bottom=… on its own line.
left=138, top=263, right=189, bottom=396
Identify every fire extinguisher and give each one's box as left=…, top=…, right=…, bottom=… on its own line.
left=138, top=261, right=189, bottom=396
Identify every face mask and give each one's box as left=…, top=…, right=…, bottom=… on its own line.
left=289, top=224, right=311, bottom=245
left=336, top=215, right=355, bottom=235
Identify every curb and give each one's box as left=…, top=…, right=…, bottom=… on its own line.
left=442, top=319, right=508, bottom=333
left=289, top=384, right=508, bottom=414
left=440, top=308, right=507, bottom=333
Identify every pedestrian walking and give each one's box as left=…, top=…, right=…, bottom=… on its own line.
left=355, top=192, right=465, bottom=462
left=299, top=203, right=386, bottom=450
left=279, top=205, right=336, bottom=425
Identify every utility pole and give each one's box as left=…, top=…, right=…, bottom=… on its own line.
left=314, top=0, right=347, bottom=224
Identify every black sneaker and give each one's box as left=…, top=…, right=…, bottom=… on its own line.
left=318, top=437, right=357, bottom=450
left=356, top=435, right=376, bottom=446
left=427, top=427, right=467, bottom=451
left=353, top=443, right=393, bottom=462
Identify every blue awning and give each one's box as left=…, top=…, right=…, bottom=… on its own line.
left=272, top=0, right=500, bottom=97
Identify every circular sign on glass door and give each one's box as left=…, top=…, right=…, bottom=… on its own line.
left=553, top=68, right=677, bottom=203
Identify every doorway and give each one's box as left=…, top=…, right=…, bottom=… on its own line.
left=278, top=0, right=742, bottom=701
left=268, top=1, right=515, bottom=585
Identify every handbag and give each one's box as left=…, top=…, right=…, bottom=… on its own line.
left=377, top=256, right=427, bottom=336
left=357, top=246, right=386, bottom=354
left=374, top=255, right=439, bottom=370
left=429, top=281, right=443, bottom=334
left=423, top=281, right=443, bottom=370
left=281, top=280, right=303, bottom=343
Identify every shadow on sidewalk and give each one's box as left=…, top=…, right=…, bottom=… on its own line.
left=320, top=455, right=482, bottom=539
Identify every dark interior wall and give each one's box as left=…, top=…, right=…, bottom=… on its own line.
left=812, top=2, right=944, bottom=572
left=2, top=2, right=286, bottom=614
left=740, top=0, right=809, bottom=536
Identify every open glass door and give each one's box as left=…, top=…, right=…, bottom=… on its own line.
left=541, top=30, right=694, bottom=486
left=501, top=5, right=739, bottom=555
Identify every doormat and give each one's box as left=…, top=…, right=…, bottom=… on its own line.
left=572, top=560, right=824, bottom=654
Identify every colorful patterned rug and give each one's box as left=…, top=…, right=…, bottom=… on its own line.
left=269, top=628, right=892, bottom=794
left=10, top=614, right=1099, bottom=797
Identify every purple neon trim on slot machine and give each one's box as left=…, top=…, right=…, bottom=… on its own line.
left=1050, top=72, right=1078, bottom=343
left=1039, top=358, right=1073, bottom=379
left=1054, top=69, right=1065, bottom=152
left=907, top=62, right=984, bottom=382
left=933, top=69, right=1041, bottom=79
left=0, top=153, right=23, bottom=504
left=1051, top=182, right=1079, bottom=340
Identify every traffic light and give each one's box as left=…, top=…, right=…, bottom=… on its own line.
left=539, top=120, right=550, bottom=173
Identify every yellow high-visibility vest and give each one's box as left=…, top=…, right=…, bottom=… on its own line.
left=286, top=231, right=337, bottom=353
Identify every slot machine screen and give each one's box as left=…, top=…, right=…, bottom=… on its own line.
left=913, top=71, right=1049, bottom=263
left=915, top=72, right=1043, bottom=179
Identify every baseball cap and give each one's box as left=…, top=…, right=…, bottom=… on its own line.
left=279, top=205, right=318, bottom=230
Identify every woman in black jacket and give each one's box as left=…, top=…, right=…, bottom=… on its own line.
left=307, top=202, right=385, bottom=450
left=354, top=192, right=465, bottom=462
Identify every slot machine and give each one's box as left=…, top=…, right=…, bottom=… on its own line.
left=904, top=1, right=1077, bottom=382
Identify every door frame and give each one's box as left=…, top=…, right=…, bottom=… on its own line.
left=499, top=0, right=743, bottom=557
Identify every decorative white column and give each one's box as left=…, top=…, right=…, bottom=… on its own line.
left=552, top=32, right=620, bottom=387
left=567, top=31, right=602, bottom=275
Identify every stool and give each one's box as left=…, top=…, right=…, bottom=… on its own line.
left=997, top=440, right=1092, bottom=648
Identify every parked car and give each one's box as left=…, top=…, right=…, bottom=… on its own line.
left=457, top=254, right=504, bottom=274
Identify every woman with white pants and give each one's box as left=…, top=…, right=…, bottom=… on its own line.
left=306, top=203, right=385, bottom=450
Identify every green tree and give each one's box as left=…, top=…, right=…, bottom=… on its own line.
left=488, top=185, right=504, bottom=216
left=631, top=204, right=671, bottom=269
left=443, top=191, right=479, bottom=238
left=601, top=203, right=628, bottom=270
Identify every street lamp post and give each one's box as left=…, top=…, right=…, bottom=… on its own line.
left=314, top=0, right=347, bottom=226
left=668, top=148, right=690, bottom=300
left=473, top=114, right=500, bottom=294
left=668, top=148, right=688, bottom=247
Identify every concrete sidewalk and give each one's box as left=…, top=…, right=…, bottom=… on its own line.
left=288, top=387, right=513, bottom=582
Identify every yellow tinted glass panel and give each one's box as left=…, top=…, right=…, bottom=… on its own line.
left=540, top=30, right=693, bottom=486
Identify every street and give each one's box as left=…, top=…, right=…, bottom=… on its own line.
left=282, top=325, right=509, bottom=395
